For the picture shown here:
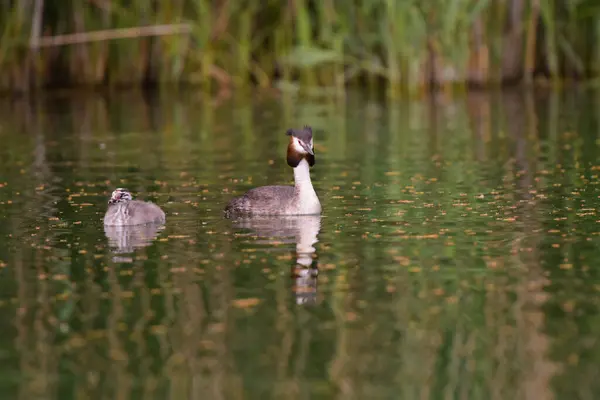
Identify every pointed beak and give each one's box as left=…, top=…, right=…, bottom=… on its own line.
left=300, top=141, right=314, bottom=155
left=108, top=192, right=120, bottom=205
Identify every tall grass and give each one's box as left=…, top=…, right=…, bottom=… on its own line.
left=1, top=0, right=599, bottom=95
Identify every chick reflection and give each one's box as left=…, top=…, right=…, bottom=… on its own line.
left=231, top=215, right=321, bottom=305
left=104, top=222, right=165, bottom=261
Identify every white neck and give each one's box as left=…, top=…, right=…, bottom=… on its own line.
left=294, top=158, right=313, bottom=188
left=293, top=158, right=321, bottom=214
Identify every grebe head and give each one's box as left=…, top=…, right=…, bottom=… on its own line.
left=108, top=188, right=133, bottom=205
left=286, top=126, right=315, bottom=168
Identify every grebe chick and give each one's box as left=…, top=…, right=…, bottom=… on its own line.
left=224, top=126, right=321, bottom=216
left=104, top=188, right=166, bottom=226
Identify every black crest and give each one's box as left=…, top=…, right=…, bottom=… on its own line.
left=286, top=126, right=313, bottom=143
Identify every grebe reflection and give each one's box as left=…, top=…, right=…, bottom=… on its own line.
left=231, top=215, right=321, bottom=305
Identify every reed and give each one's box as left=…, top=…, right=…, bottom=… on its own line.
left=0, top=0, right=599, bottom=94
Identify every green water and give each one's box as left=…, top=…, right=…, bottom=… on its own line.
left=0, top=89, right=599, bottom=399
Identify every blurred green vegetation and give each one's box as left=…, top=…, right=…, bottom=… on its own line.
left=2, top=0, right=600, bottom=94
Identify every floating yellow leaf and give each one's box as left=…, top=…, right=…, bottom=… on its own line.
left=232, top=298, right=261, bottom=308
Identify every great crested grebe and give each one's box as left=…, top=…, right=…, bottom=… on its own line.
left=104, top=188, right=166, bottom=226
left=224, top=126, right=321, bottom=216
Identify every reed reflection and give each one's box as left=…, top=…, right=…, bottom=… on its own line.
left=231, top=215, right=321, bottom=305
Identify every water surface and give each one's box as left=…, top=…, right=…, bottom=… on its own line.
left=0, top=89, right=599, bottom=399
